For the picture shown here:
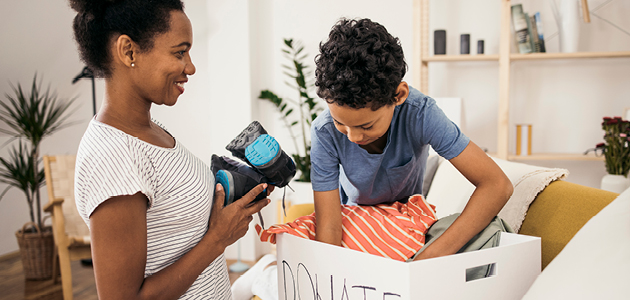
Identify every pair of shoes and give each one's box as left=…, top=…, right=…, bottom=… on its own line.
left=212, top=121, right=296, bottom=207
left=211, top=155, right=268, bottom=207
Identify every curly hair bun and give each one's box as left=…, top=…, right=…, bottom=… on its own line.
left=69, top=0, right=118, bottom=16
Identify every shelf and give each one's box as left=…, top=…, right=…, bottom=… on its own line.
left=507, top=153, right=604, bottom=161
left=510, top=51, right=630, bottom=61
left=413, top=0, right=628, bottom=162
left=422, top=54, right=500, bottom=62
left=422, top=51, right=630, bottom=62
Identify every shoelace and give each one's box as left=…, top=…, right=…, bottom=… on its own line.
left=256, top=185, right=294, bottom=230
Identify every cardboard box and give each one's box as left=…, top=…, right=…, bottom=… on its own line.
left=276, top=232, right=541, bottom=299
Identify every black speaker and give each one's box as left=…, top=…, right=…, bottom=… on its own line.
left=460, top=34, right=470, bottom=54
left=434, top=30, right=446, bottom=55
left=477, top=40, right=485, bottom=54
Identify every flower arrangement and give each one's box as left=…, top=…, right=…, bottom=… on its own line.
left=589, top=116, right=630, bottom=177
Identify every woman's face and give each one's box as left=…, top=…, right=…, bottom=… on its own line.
left=133, top=10, right=196, bottom=106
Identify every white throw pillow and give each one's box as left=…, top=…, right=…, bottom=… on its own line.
left=426, top=156, right=568, bottom=231
left=425, top=158, right=474, bottom=218
left=522, top=187, right=630, bottom=299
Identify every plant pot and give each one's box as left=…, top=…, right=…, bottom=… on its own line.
left=15, top=222, right=55, bottom=280
left=600, top=174, right=630, bottom=194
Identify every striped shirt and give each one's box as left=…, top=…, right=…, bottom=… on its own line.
left=75, top=119, right=231, bottom=299
left=256, top=194, right=437, bottom=262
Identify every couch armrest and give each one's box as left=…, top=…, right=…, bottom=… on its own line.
left=519, top=180, right=618, bottom=269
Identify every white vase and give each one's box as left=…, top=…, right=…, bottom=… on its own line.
left=600, top=174, right=630, bottom=193
left=549, top=0, right=580, bottom=53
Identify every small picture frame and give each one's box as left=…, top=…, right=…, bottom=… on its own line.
left=624, top=107, right=630, bottom=121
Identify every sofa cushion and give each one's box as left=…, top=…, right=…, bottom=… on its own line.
left=521, top=187, right=630, bottom=299
left=426, top=156, right=568, bottom=232
left=519, top=180, right=619, bottom=269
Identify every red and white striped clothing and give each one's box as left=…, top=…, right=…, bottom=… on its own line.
left=256, top=195, right=437, bottom=262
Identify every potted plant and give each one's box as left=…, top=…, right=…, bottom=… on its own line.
left=586, top=116, right=630, bottom=193
left=0, top=74, right=76, bottom=279
left=259, top=38, right=322, bottom=183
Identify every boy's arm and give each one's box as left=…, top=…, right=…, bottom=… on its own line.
left=414, top=141, right=513, bottom=260
left=313, top=189, right=343, bottom=246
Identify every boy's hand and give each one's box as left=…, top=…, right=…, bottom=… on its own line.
left=412, top=244, right=445, bottom=261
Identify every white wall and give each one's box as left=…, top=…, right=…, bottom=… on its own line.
left=0, top=0, right=627, bottom=260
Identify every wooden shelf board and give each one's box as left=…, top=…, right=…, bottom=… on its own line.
left=510, top=51, right=630, bottom=61
left=422, top=51, right=630, bottom=62
left=507, top=153, right=604, bottom=161
left=422, top=54, right=500, bottom=62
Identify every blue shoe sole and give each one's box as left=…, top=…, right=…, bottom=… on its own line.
left=245, top=134, right=280, bottom=167
left=216, top=170, right=235, bottom=206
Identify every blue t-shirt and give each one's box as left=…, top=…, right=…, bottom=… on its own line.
left=310, top=86, right=470, bottom=205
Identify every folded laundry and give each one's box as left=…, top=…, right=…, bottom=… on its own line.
left=256, top=195, right=437, bottom=262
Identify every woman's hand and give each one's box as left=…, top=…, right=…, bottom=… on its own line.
left=206, top=183, right=270, bottom=249
left=266, top=185, right=275, bottom=196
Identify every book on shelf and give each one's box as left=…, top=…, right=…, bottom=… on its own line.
left=533, top=12, right=546, bottom=53
left=525, top=13, right=537, bottom=52
left=511, top=4, right=533, bottom=54
left=528, top=14, right=543, bottom=52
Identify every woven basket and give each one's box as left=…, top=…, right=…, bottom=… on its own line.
left=15, top=222, right=55, bottom=280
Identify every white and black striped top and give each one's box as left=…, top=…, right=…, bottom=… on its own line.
left=75, top=118, right=231, bottom=299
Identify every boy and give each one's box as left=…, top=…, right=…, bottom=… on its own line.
left=311, top=18, right=513, bottom=260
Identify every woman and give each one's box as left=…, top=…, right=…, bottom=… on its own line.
left=70, top=1, right=269, bottom=299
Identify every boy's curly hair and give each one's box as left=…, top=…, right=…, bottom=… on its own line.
left=315, top=18, right=407, bottom=110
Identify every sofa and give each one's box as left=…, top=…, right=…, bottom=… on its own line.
left=424, top=156, right=620, bottom=270
left=255, top=156, right=629, bottom=299
left=427, top=156, right=630, bottom=298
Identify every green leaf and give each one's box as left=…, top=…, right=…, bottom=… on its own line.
left=0, top=74, right=77, bottom=223
left=257, top=39, right=320, bottom=182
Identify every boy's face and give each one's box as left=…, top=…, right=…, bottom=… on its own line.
left=328, top=102, right=396, bottom=146
left=328, top=83, right=408, bottom=147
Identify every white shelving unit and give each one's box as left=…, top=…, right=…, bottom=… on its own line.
left=412, top=0, right=630, bottom=161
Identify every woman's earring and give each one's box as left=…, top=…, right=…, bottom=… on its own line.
left=131, top=63, right=135, bottom=67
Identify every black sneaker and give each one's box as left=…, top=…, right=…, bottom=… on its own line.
left=225, top=121, right=296, bottom=187
left=211, top=155, right=267, bottom=206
